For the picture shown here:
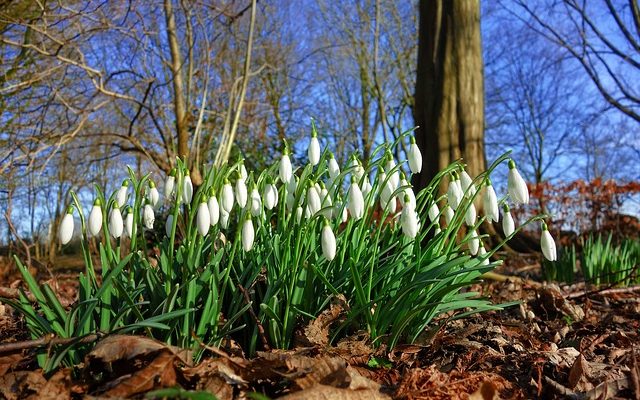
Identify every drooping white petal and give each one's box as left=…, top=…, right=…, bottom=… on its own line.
left=235, top=178, right=248, bottom=208
left=541, top=224, right=557, bottom=261
left=221, top=181, right=234, bottom=212
left=328, top=155, right=340, bottom=181
left=182, top=174, right=194, bottom=205
left=444, top=205, right=454, bottom=225
left=321, top=224, right=336, bottom=260
left=148, top=182, right=160, bottom=207
left=59, top=211, right=74, bottom=245
left=242, top=218, right=255, bottom=251
left=250, top=187, right=262, bottom=217
left=220, top=209, right=230, bottom=229
left=208, top=195, right=220, bottom=226
left=166, top=214, right=174, bottom=237
left=239, top=163, right=248, bottom=181
left=428, top=202, right=439, bottom=223
left=465, top=203, right=477, bottom=226
left=295, top=206, right=304, bottom=223
left=196, top=202, right=210, bottom=236
left=116, top=182, right=129, bottom=208
left=401, top=203, right=420, bottom=239
left=502, top=206, right=515, bottom=237
left=447, top=177, right=463, bottom=210
left=263, top=183, right=278, bottom=210
left=347, top=180, right=365, bottom=220
left=507, top=160, right=529, bottom=205
left=408, top=138, right=422, bottom=174
left=460, top=170, right=477, bottom=198
left=385, top=155, right=399, bottom=192
left=478, top=244, right=489, bottom=265
left=307, top=184, right=321, bottom=215
left=279, top=153, right=292, bottom=183
left=88, top=202, right=102, bottom=236
left=483, top=184, right=499, bottom=223
left=109, top=207, right=124, bottom=239
left=143, top=204, right=155, bottom=230
left=125, top=211, right=133, bottom=238
left=164, top=172, right=176, bottom=199
left=308, top=136, right=321, bottom=166
left=468, top=229, right=479, bottom=255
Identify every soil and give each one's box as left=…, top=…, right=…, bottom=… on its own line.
left=0, top=255, right=639, bottom=399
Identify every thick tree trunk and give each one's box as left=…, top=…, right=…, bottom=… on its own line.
left=412, top=0, right=485, bottom=191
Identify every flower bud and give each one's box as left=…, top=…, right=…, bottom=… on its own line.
left=242, top=217, right=255, bottom=251
left=196, top=201, right=210, bottom=236
left=124, top=207, right=134, bottom=238
left=143, top=203, right=155, bottom=230
left=207, top=192, right=220, bottom=226
left=308, top=134, right=321, bottom=166
left=59, top=207, right=74, bottom=245
left=478, top=243, right=489, bottom=265
left=235, top=175, right=248, bottom=208
left=447, top=174, right=463, bottom=210
left=385, top=152, right=399, bottom=192
left=166, top=213, right=174, bottom=237
left=347, top=178, right=365, bottom=220
left=428, top=202, right=439, bottom=223
left=468, top=228, right=479, bottom=255
left=221, top=179, right=234, bottom=212
left=279, top=147, right=292, bottom=183
left=444, top=205, right=454, bottom=225
left=88, top=199, right=103, bottom=236
left=116, top=180, right=129, bottom=208
left=263, top=181, right=278, bottom=210
left=182, top=170, right=194, bottom=204
left=250, top=186, right=262, bottom=217
left=502, top=204, right=515, bottom=237
left=109, top=204, right=124, bottom=239
left=328, top=153, right=340, bottom=181
left=483, top=181, right=499, bottom=223
left=321, top=220, right=336, bottom=260
left=148, top=180, right=160, bottom=207
left=541, top=222, right=557, bottom=261
left=220, top=209, right=230, bottom=229
left=460, top=169, right=477, bottom=198
left=408, top=136, right=422, bottom=174
left=465, top=203, right=477, bottom=226
left=307, top=183, right=321, bottom=215
left=400, top=198, right=419, bottom=239
left=507, top=159, right=529, bottom=205
left=164, top=169, right=176, bottom=199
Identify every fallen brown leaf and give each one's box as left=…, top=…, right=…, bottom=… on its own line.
left=568, top=354, right=592, bottom=391
left=104, top=350, right=178, bottom=398
left=87, top=334, right=191, bottom=365
left=297, top=294, right=348, bottom=347
left=277, top=384, right=390, bottom=400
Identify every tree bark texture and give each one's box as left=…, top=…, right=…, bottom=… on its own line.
left=412, top=0, right=485, bottom=191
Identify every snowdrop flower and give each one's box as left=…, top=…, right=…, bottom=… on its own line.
left=221, top=179, right=234, bottom=213
left=408, top=136, right=422, bottom=174
left=88, top=199, right=103, bottom=236
left=350, top=156, right=365, bottom=181
left=434, top=223, right=442, bottom=235
left=238, top=161, right=248, bottom=182
left=399, top=174, right=416, bottom=207
left=483, top=180, right=499, bottom=223
left=502, top=204, right=515, bottom=237
left=347, top=177, right=365, bottom=220
left=235, top=174, right=248, bottom=208
left=164, top=169, right=177, bottom=199
left=447, top=173, right=463, bottom=210
left=308, top=131, right=321, bottom=166
left=263, top=179, right=278, bottom=210
left=321, top=219, right=336, bottom=261
left=385, top=152, right=399, bottom=192
left=242, top=217, right=255, bottom=252
left=319, top=182, right=333, bottom=219
left=478, top=244, right=489, bottom=266
left=182, top=170, right=193, bottom=205
left=116, top=180, right=129, bottom=208
left=279, top=146, right=293, bottom=183
left=165, top=212, right=174, bottom=237
left=507, top=159, right=529, bottom=205
left=465, top=203, right=477, bottom=226
left=468, top=228, right=479, bottom=255
left=124, top=207, right=134, bottom=238
left=333, top=196, right=348, bottom=222
left=207, top=190, right=220, bottom=226
left=361, top=176, right=373, bottom=200
left=444, top=205, right=454, bottom=225
left=328, top=153, right=340, bottom=182
left=295, top=206, right=304, bottom=223
left=250, top=186, right=262, bottom=217
left=109, top=203, right=124, bottom=239
left=286, top=175, right=297, bottom=212
left=400, top=196, right=420, bottom=239
left=59, top=206, right=74, bottom=245
left=196, top=201, right=210, bottom=236
left=307, top=183, right=321, bottom=215
left=459, top=169, right=477, bottom=198
left=220, top=209, right=230, bottom=229
left=428, top=202, right=439, bottom=223
left=143, top=202, right=155, bottom=230
left=148, top=180, right=160, bottom=207
left=540, top=222, right=557, bottom=261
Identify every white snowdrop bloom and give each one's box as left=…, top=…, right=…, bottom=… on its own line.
left=468, top=228, right=479, bottom=255
left=319, top=184, right=333, bottom=219
left=182, top=171, right=194, bottom=204
left=148, top=181, right=160, bottom=207
left=400, top=198, right=420, bottom=239
left=242, top=217, right=255, bottom=251
left=88, top=199, right=103, bottom=236
left=328, top=153, right=340, bottom=181
left=408, top=136, right=422, bottom=174
left=239, top=162, right=248, bottom=182
left=541, top=222, right=557, bottom=261
left=124, top=208, right=134, bottom=238
left=164, top=169, right=176, bottom=199
left=478, top=244, right=489, bottom=266
left=444, top=205, right=454, bottom=225
left=250, top=186, right=262, bottom=217
left=165, top=213, right=174, bottom=237
left=340, top=203, right=348, bottom=223
left=308, top=134, right=321, bottom=166
left=385, top=153, right=399, bottom=192
left=428, top=202, right=440, bottom=223
left=507, top=159, right=529, bottom=205
left=483, top=181, right=499, bottom=223
left=207, top=193, right=220, bottom=226
left=59, top=207, right=74, bottom=245
left=460, top=169, right=477, bottom=198
left=362, top=176, right=373, bottom=200
left=116, top=180, right=129, bottom=208
left=196, top=201, right=210, bottom=236
left=235, top=176, right=248, bottom=208
left=399, top=176, right=416, bottom=207
left=220, top=209, right=230, bottom=229
left=465, top=202, right=477, bottom=226
left=279, top=148, right=293, bottom=183
left=321, top=221, right=337, bottom=261
left=351, top=156, right=365, bottom=181
left=286, top=175, right=297, bottom=212
left=434, top=224, right=442, bottom=235
left=143, top=203, right=155, bottom=230
left=263, top=181, right=278, bottom=210
left=221, top=180, right=234, bottom=212
left=447, top=174, right=463, bottom=210
left=295, top=206, right=304, bottom=223
left=347, top=178, right=365, bottom=220
left=109, top=204, right=124, bottom=239
left=502, top=204, right=515, bottom=237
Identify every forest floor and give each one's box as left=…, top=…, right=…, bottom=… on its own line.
left=0, top=255, right=639, bottom=399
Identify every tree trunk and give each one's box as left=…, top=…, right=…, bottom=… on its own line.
left=412, top=0, right=485, bottom=191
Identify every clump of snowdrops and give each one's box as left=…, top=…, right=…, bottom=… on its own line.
left=5, top=125, right=556, bottom=371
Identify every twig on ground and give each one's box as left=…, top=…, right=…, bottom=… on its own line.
left=482, top=271, right=542, bottom=288
left=0, top=333, right=101, bottom=355
left=567, top=284, right=640, bottom=300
